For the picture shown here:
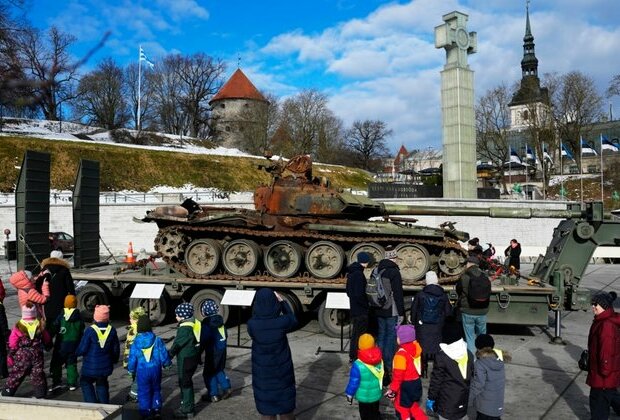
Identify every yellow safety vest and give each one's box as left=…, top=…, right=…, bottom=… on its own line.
left=180, top=320, right=201, bottom=344
left=493, top=348, right=504, bottom=361
left=20, top=319, right=40, bottom=340
left=456, top=353, right=470, bottom=379
left=360, top=360, right=384, bottom=390
left=64, top=308, right=76, bottom=321
left=92, top=324, right=112, bottom=348
left=142, top=344, right=155, bottom=362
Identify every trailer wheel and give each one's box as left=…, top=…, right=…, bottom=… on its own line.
left=129, top=292, right=169, bottom=326
left=189, top=288, right=229, bottom=323
left=77, top=283, right=110, bottom=321
left=278, top=291, right=303, bottom=319
left=318, top=300, right=351, bottom=338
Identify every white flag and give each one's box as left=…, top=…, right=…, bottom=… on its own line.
left=139, top=47, right=155, bottom=70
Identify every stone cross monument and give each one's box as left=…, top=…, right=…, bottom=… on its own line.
left=435, top=11, right=477, bottom=199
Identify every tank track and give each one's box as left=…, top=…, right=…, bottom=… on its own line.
left=154, top=225, right=465, bottom=285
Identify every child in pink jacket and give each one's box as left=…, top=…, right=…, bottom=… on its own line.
left=9, top=271, right=50, bottom=319
left=2, top=305, right=52, bottom=398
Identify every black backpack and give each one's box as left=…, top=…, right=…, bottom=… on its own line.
left=366, top=268, right=392, bottom=309
left=420, top=294, right=441, bottom=324
left=467, top=270, right=491, bottom=309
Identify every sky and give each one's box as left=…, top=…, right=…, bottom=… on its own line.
left=27, top=0, right=620, bottom=154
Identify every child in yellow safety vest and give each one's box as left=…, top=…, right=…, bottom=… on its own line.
left=169, top=302, right=201, bottom=419
left=128, top=315, right=171, bottom=418
left=385, top=324, right=428, bottom=420
left=75, top=304, right=120, bottom=404
left=49, top=294, right=85, bottom=392
left=345, top=333, right=384, bottom=420
left=2, top=305, right=52, bottom=398
left=123, top=306, right=147, bottom=402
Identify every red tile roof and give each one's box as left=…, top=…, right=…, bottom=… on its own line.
left=209, top=68, right=268, bottom=103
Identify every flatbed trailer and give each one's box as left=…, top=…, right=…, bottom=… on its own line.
left=72, top=262, right=557, bottom=338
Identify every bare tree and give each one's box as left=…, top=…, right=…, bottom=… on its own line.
left=344, top=119, right=391, bottom=170
left=549, top=71, right=604, bottom=166
left=18, top=25, right=79, bottom=120
left=475, top=84, right=512, bottom=193
left=608, top=74, right=620, bottom=98
left=73, top=57, right=129, bottom=129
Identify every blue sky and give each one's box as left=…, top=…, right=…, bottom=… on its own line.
left=29, top=0, right=620, bottom=154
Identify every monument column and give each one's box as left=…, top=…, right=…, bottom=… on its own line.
left=435, top=11, right=477, bottom=198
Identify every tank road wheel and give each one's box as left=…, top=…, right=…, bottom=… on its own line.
left=185, top=239, right=222, bottom=276
left=222, top=239, right=262, bottom=276
left=395, top=244, right=430, bottom=282
left=438, top=249, right=466, bottom=276
left=154, top=229, right=189, bottom=262
left=349, top=243, right=385, bottom=267
left=305, top=241, right=345, bottom=279
left=264, top=240, right=303, bottom=278
left=129, top=292, right=169, bottom=326
left=77, top=283, right=110, bottom=321
left=318, top=300, right=351, bottom=338
left=189, top=288, right=228, bottom=323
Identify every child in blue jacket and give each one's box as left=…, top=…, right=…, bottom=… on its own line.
left=128, top=315, right=172, bottom=419
left=200, top=299, right=232, bottom=402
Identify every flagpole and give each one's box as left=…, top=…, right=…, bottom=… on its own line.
left=560, top=142, right=563, bottom=200
left=580, top=137, right=583, bottom=203
left=524, top=144, right=528, bottom=197
left=600, top=134, right=604, bottom=203
left=138, top=45, right=142, bottom=131
left=542, top=143, right=545, bottom=200
left=508, top=146, right=512, bottom=196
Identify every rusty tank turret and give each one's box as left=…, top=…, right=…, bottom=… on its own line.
left=138, top=155, right=583, bottom=285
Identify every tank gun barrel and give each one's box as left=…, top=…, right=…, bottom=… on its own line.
left=382, top=204, right=584, bottom=219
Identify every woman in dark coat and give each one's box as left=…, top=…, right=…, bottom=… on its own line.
left=504, top=239, right=521, bottom=272
left=41, top=250, right=76, bottom=324
left=247, top=288, right=297, bottom=419
left=410, top=270, right=452, bottom=377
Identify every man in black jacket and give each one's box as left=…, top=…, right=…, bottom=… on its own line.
left=346, top=252, right=371, bottom=362
left=373, top=245, right=405, bottom=385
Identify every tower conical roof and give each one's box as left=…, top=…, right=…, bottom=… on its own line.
left=210, top=68, right=268, bottom=103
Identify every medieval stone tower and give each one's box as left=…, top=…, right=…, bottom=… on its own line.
left=209, top=68, right=269, bottom=150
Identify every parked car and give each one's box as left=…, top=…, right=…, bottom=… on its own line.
left=49, top=231, right=74, bottom=255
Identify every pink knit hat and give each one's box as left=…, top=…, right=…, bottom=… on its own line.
left=93, top=305, right=110, bottom=323
left=21, top=305, right=37, bottom=320
left=396, top=324, right=416, bottom=344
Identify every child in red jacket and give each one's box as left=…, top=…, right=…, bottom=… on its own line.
left=386, top=324, right=427, bottom=420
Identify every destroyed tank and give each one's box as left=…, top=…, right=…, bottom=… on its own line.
left=138, top=155, right=583, bottom=285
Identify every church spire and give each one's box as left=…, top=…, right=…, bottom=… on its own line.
left=521, top=0, right=538, bottom=78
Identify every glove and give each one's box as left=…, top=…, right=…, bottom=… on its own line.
left=426, top=399, right=435, bottom=412
left=397, top=316, right=404, bottom=325
left=346, top=395, right=353, bottom=405
left=385, top=390, right=396, bottom=401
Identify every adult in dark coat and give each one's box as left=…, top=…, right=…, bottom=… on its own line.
left=504, top=239, right=521, bottom=272
left=41, top=250, right=76, bottom=325
left=247, top=288, right=297, bottom=419
left=410, top=270, right=452, bottom=377
left=346, top=252, right=370, bottom=362
left=586, top=291, right=620, bottom=419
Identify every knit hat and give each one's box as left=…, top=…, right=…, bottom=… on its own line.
left=64, top=294, right=77, bottom=309
left=22, top=305, right=37, bottom=320
left=200, top=299, right=219, bottom=317
left=129, top=306, right=147, bottom=321
left=425, top=270, right=438, bottom=285
left=50, top=250, right=63, bottom=259
left=137, top=315, right=152, bottom=333
left=358, top=333, right=375, bottom=350
left=93, top=305, right=110, bottom=323
left=356, top=252, right=371, bottom=264
left=591, top=291, right=617, bottom=310
left=175, top=302, right=194, bottom=319
left=475, top=334, right=495, bottom=350
left=384, top=245, right=397, bottom=260
left=468, top=237, right=479, bottom=247
left=395, top=324, right=416, bottom=344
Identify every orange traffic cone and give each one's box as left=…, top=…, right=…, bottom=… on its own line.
left=125, top=242, right=136, bottom=264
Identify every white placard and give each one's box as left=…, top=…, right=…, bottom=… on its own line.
left=131, top=283, right=166, bottom=300
left=325, top=292, right=350, bottom=310
left=221, top=289, right=256, bottom=306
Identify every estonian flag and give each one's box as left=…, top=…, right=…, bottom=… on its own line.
left=561, top=143, right=574, bottom=161
left=581, top=137, right=597, bottom=156
left=525, top=145, right=536, bottom=162
left=140, top=47, right=155, bottom=70
left=509, top=147, right=522, bottom=164
left=601, top=135, right=619, bottom=153
left=543, top=146, right=553, bottom=164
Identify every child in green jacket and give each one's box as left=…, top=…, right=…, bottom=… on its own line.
left=49, top=295, right=84, bottom=391
left=169, top=302, right=201, bottom=419
left=345, top=333, right=384, bottom=420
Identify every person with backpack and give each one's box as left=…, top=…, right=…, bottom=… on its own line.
left=347, top=252, right=371, bottom=363
left=370, top=245, right=405, bottom=386
left=410, top=270, right=452, bottom=378
left=456, top=255, right=492, bottom=356
left=586, top=291, right=620, bottom=419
